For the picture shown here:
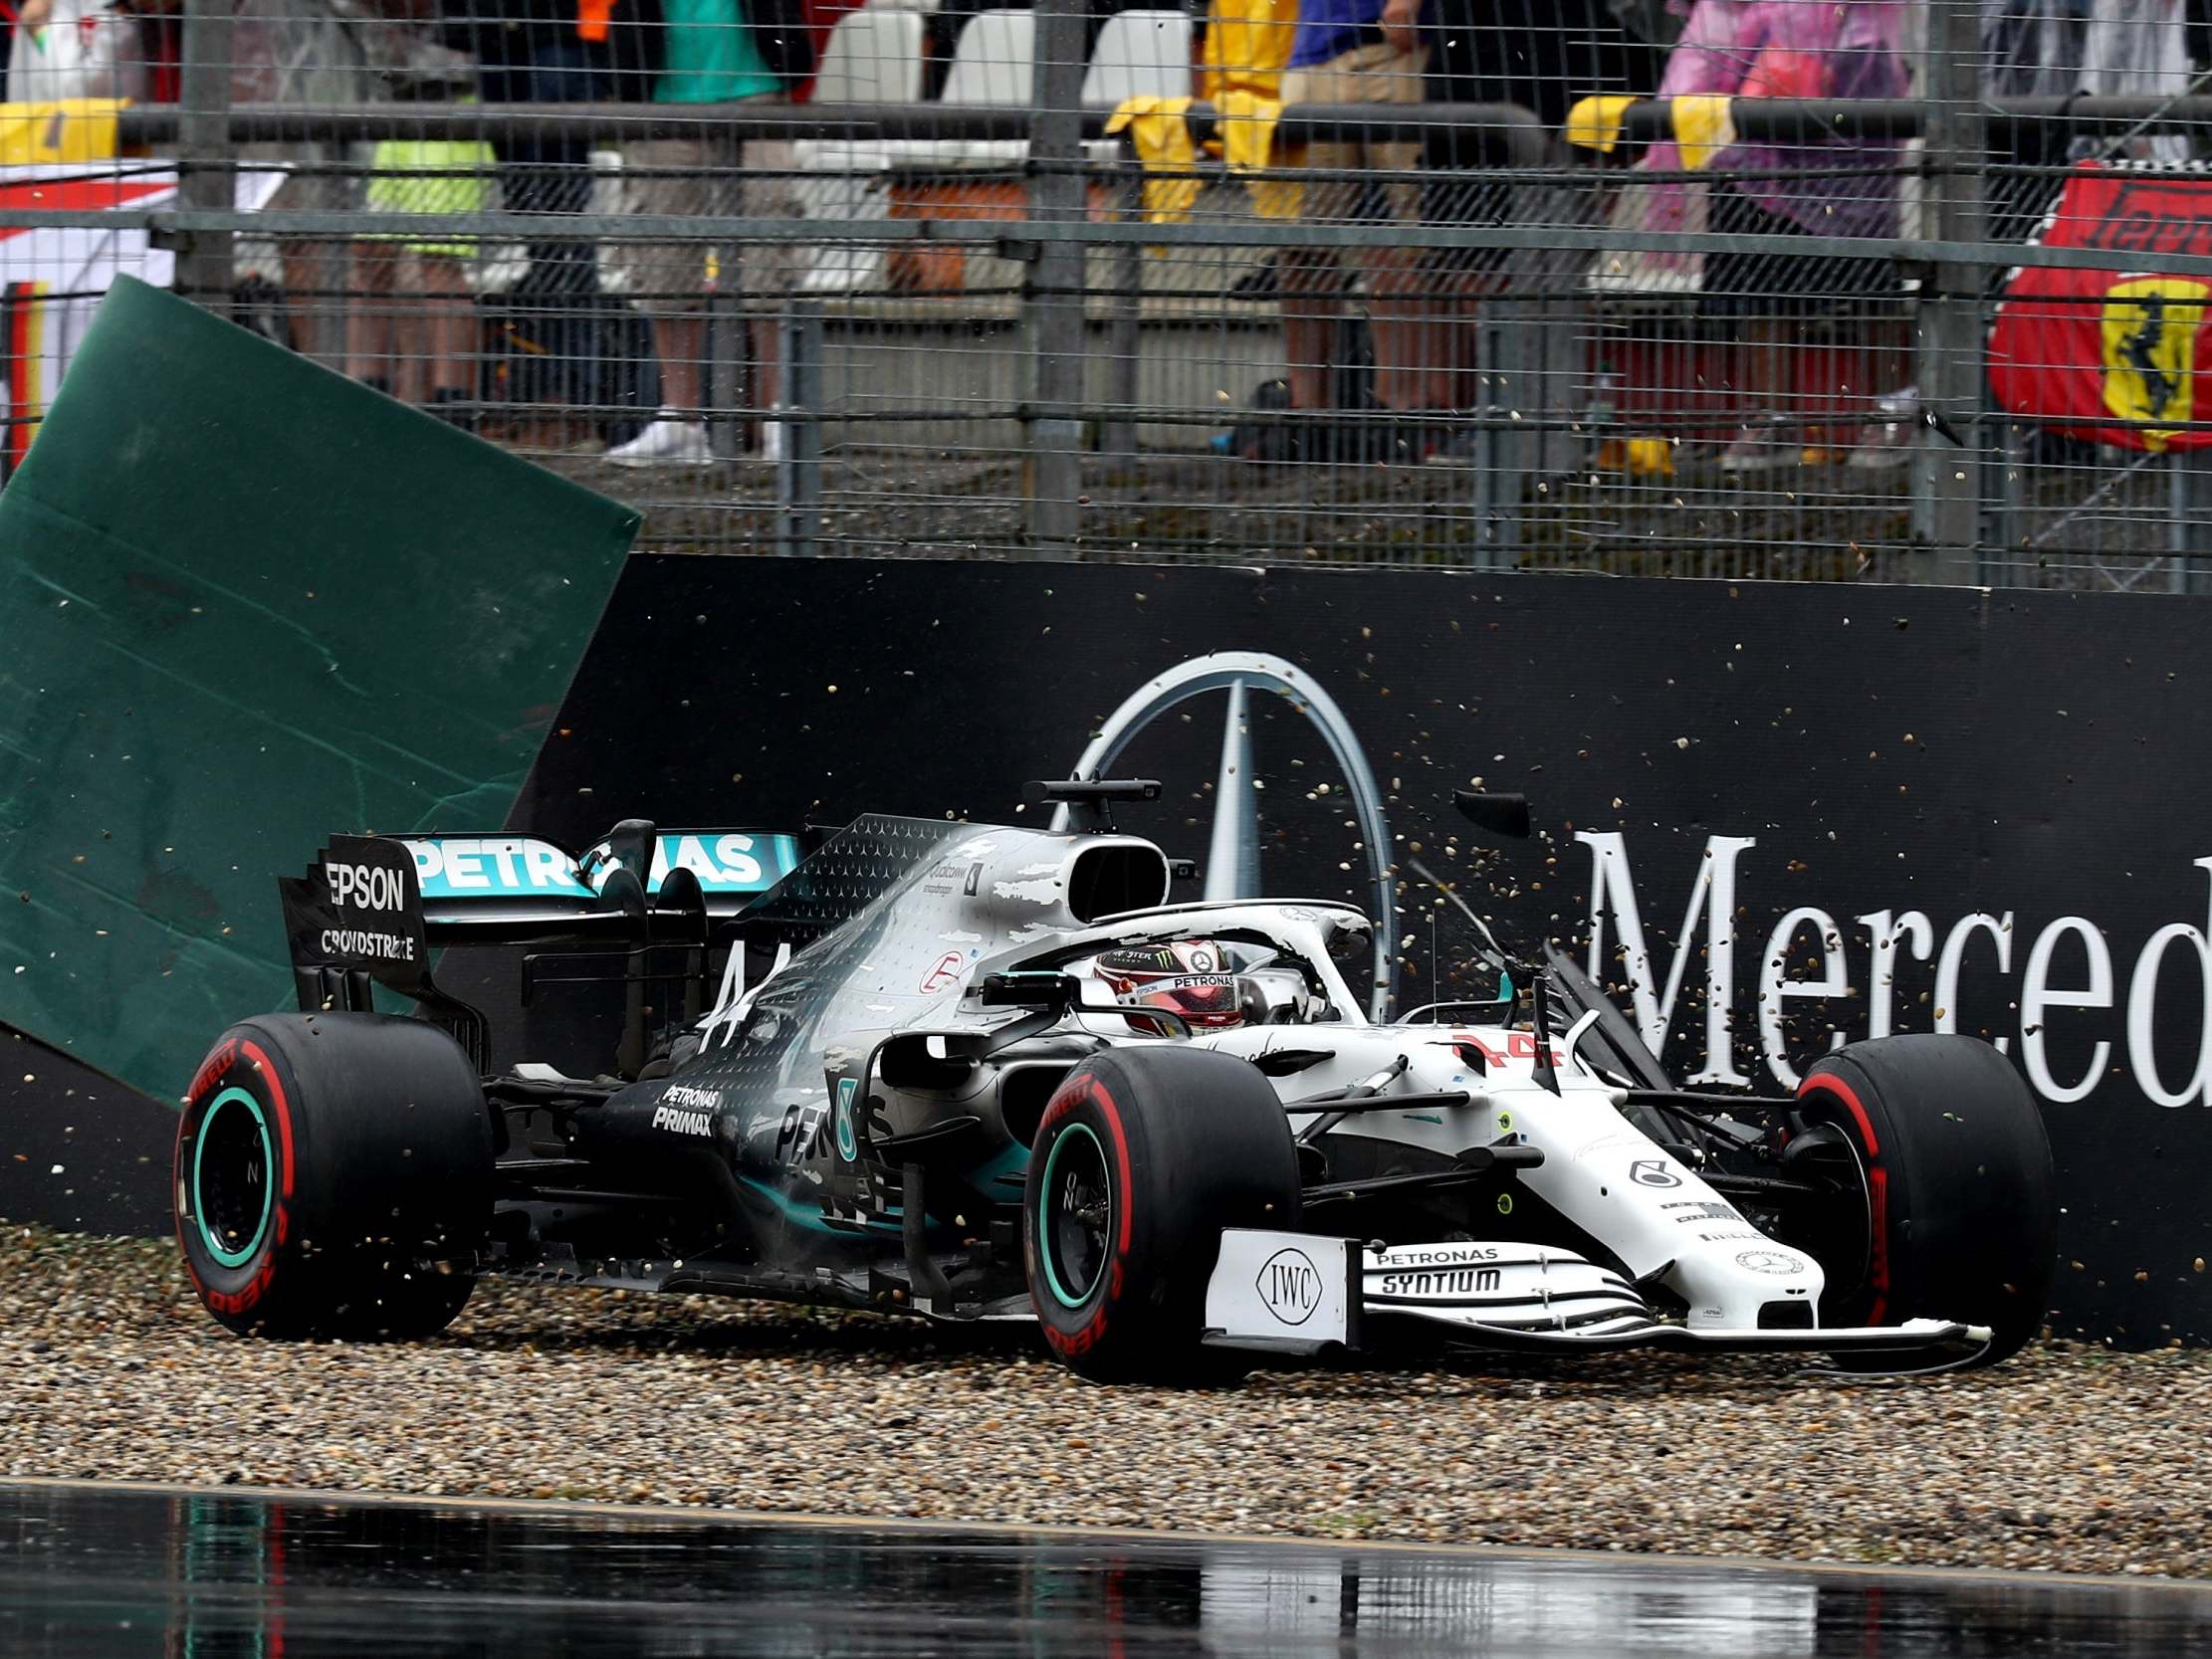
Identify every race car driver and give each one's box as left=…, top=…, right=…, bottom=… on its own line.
left=1087, top=938, right=1315, bottom=1035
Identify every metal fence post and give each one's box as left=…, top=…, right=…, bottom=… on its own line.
left=1473, top=299, right=1581, bottom=568
left=1100, top=165, right=1143, bottom=467
left=1022, top=0, right=1087, bottom=554
left=174, top=0, right=234, bottom=316
left=2166, top=450, right=2212, bottom=594
left=1913, top=0, right=1985, bottom=582
left=1988, top=418, right=2027, bottom=571
left=708, top=236, right=746, bottom=463
left=778, top=299, right=822, bottom=557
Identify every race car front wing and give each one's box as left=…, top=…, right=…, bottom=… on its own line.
left=1201, top=1230, right=1990, bottom=1360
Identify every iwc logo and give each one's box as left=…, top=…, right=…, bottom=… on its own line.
left=1256, top=1246, right=1323, bottom=1326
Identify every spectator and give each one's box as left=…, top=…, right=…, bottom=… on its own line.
left=346, top=77, right=500, bottom=422
left=1198, top=0, right=1297, bottom=104
left=1419, top=0, right=1662, bottom=447
left=446, top=0, right=626, bottom=453
left=1636, top=0, right=1910, bottom=472
left=1909, top=3, right=2194, bottom=242
left=5, top=0, right=160, bottom=103
left=1871, top=0, right=2195, bottom=465
left=1272, top=0, right=1440, bottom=456
left=602, top=0, right=805, bottom=466
left=231, top=0, right=438, bottom=355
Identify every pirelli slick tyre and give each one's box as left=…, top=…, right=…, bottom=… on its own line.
left=1796, top=1035, right=2057, bottom=1368
left=174, top=1012, right=493, bottom=1341
left=1023, top=1045, right=1301, bottom=1384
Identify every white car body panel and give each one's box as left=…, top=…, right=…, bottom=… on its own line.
left=1206, top=1229, right=1988, bottom=1357
left=1195, top=1022, right=1825, bottom=1332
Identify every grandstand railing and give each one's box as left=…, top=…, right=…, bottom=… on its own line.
left=28, top=0, right=2212, bottom=586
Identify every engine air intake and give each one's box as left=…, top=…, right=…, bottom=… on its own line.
left=1066, top=843, right=1170, bottom=923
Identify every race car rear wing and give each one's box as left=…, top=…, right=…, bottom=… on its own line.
left=275, top=823, right=800, bottom=1067
left=396, top=826, right=801, bottom=933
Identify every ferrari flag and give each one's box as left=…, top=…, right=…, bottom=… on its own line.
left=1990, top=163, right=2212, bottom=453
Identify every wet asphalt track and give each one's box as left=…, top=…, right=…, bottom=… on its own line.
left=2, top=1480, right=2207, bottom=1657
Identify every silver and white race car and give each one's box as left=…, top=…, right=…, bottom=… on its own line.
left=172, top=780, right=2057, bottom=1381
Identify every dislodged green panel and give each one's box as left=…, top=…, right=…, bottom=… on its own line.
left=0, top=275, right=638, bottom=1100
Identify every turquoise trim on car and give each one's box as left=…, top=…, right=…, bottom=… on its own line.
left=192, top=1086, right=273, bottom=1268
left=1036, top=1123, right=1108, bottom=1310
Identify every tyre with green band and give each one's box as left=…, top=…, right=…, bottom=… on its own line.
left=174, top=1012, right=493, bottom=1340
left=1023, top=1045, right=1301, bottom=1383
left=191, top=1087, right=277, bottom=1268
left=1035, top=1122, right=1112, bottom=1311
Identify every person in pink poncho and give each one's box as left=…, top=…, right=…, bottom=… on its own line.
left=1631, top=0, right=1911, bottom=472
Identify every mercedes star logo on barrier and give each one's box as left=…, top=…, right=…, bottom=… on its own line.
left=1053, top=652, right=1397, bottom=1017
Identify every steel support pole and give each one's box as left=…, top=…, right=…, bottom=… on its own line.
left=778, top=299, right=823, bottom=558
left=1022, top=0, right=1087, bottom=554
left=1913, top=0, right=1986, bottom=579
left=2167, top=449, right=2212, bottom=593
left=708, top=223, right=746, bottom=462
left=1100, top=165, right=1143, bottom=467
left=1470, top=305, right=1517, bottom=567
left=174, top=0, right=234, bottom=315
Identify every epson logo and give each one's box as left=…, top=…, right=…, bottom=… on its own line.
left=326, top=861, right=407, bottom=914
left=651, top=1105, right=714, bottom=1137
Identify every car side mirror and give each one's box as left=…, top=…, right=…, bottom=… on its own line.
left=977, top=971, right=1076, bottom=1009
left=1320, top=916, right=1373, bottom=963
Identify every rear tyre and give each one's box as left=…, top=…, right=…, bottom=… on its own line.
left=175, top=1012, right=493, bottom=1340
left=1023, top=1045, right=1301, bottom=1383
left=1795, top=1035, right=2057, bottom=1367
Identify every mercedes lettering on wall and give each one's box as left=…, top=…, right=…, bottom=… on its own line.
left=172, top=781, right=2056, bottom=1382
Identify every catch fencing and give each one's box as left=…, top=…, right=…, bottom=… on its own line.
left=16, top=0, right=2212, bottom=585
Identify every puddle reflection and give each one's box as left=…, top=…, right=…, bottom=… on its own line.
left=1, top=1482, right=2204, bottom=1657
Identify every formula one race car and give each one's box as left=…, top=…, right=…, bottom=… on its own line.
left=174, top=781, right=2058, bottom=1380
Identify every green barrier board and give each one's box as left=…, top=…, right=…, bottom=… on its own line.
left=0, top=276, right=638, bottom=1102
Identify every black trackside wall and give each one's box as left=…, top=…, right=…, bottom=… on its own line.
left=509, top=557, right=2210, bottom=1348
left=9, top=554, right=2210, bottom=1348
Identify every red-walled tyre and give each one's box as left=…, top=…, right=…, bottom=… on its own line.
left=1794, top=1035, right=2057, bottom=1367
left=1023, top=1045, right=1301, bottom=1383
left=174, top=1012, right=492, bottom=1340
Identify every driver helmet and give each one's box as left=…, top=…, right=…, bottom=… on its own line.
left=1092, top=939, right=1257, bottom=1036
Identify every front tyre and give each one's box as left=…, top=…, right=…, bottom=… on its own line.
left=175, top=1013, right=493, bottom=1340
left=1796, top=1035, right=2057, bottom=1366
left=1024, top=1045, right=1301, bottom=1383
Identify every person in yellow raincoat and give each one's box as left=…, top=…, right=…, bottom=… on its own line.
left=1199, top=0, right=1297, bottom=104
